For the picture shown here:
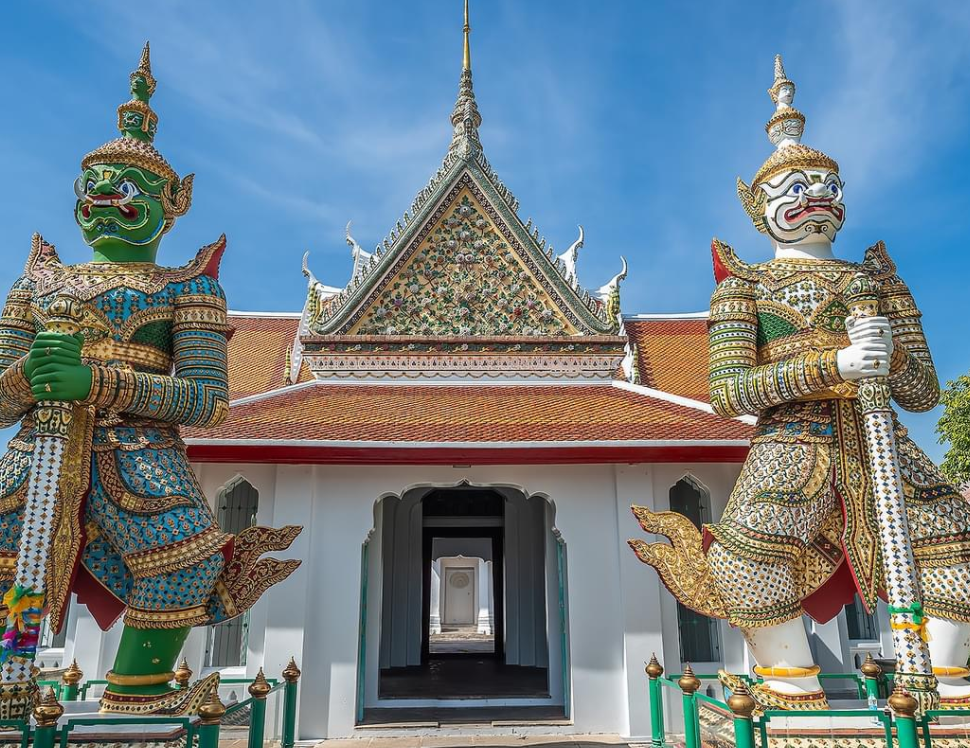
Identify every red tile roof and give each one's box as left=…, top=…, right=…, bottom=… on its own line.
left=226, top=313, right=312, bottom=400
left=624, top=317, right=710, bottom=402
left=188, top=382, right=750, bottom=444
left=201, top=311, right=750, bottom=463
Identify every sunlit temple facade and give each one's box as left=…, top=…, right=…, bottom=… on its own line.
left=39, top=12, right=896, bottom=740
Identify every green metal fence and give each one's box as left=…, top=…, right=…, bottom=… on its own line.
left=7, top=658, right=302, bottom=748
left=645, top=654, right=970, bottom=748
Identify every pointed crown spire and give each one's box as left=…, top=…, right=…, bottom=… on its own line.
left=448, top=0, right=482, bottom=158
left=767, top=54, right=793, bottom=105
left=748, top=54, right=838, bottom=188
left=117, top=42, right=160, bottom=143
left=81, top=42, right=194, bottom=225
left=133, top=42, right=158, bottom=98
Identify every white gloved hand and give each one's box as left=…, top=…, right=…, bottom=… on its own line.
left=837, top=316, right=893, bottom=380
left=845, top=315, right=894, bottom=357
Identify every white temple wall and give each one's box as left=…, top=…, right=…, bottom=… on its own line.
left=54, top=458, right=883, bottom=739
left=302, top=462, right=636, bottom=737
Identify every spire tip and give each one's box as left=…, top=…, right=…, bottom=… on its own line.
left=463, top=0, right=471, bottom=72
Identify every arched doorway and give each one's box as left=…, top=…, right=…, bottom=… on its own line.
left=361, top=484, right=567, bottom=723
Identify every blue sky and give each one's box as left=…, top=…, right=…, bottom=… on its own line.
left=2, top=1, right=969, bottom=460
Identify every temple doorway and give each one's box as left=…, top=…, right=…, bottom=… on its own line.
left=364, top=484, right=567, bottom=723
left=430, top=553, right=495, bottom=655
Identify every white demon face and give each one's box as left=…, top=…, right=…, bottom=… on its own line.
left=761, top=168, right=845, bottom=245
left=776, top=83, right=794, bottom=107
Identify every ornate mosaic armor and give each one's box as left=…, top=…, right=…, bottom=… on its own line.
left=704, top=239, right=970, bottom=628
left=0, top=236, right=298, bottom=634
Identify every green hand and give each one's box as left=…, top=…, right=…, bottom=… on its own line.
left=26, top=332, right=92, bottom=402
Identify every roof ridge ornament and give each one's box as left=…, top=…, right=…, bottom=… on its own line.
left=346, top=221, right=373, bottom=280
left=557, top=225, right=584, bottom=285
left=447, top=0, right=482, bottom=159
left=596, top=257, right=627, bottom=333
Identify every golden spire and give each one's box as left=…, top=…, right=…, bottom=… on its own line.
left=448, top=0, right=482, bottom=158
left=463, top=0, right=471, bottom=72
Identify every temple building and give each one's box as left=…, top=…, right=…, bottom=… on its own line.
left=44, top=6, right=896, bottom=739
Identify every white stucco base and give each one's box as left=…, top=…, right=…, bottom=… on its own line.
left=49, top=460, right=886, bottom=740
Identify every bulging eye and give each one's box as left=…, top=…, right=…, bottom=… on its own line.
left=119, top=180, right=140, bottom=197
left=86, top=180, right=96, bottom=192
left=790, top=183, right=804, bottom=195
left=828, top=182, right=840, bottom=196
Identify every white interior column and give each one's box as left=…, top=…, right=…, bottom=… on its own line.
left=64, top=598, right=123, bottom=685
left=478, top=559, right=492, bottom=634
left=430, top=561, right=442, bottom=635
left=487, top=559, right=495, bottom=636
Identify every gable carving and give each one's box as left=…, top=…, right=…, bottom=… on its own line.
left=349, top=189, right=579, bottom=336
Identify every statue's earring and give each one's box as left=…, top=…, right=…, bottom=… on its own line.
left=736, top=177, right=769, bottom=234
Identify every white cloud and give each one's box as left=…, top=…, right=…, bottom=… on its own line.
left=813, top=4, right=970, bottom=201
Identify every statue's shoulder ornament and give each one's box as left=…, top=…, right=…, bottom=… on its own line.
left=164, top=235, right=227, bottom=297
left=24, top=234, right=64, bottom=285
left=861, top=240, right=919, bottom=316
left=168, top=235, right=227, bottom=284
left=861, top=240, right=898, bottom=283
left=24, top=235, right=226, bottom=302
left=711, top=238, right=762, bottom=284
left=709, top=239, right=760, bottom=322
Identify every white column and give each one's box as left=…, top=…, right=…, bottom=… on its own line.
left=487, top=559, right=495, bottom=635
left=614, top=464, right=667, bottom=738
left=298, top=466, right=382, bottom=739
left=504, top=499, right=520, bottom=664
left=259, top=465, right=314, bottom=737
left=430, top=561, right=442, bottom=635
left=477, top=558, right=490, bottom=634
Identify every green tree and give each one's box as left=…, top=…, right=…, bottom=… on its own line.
left=939, top=375, right=970, bottom=485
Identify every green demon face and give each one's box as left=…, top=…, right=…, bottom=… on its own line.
left=74, top=163, right=167, bottom=257
left=131, top=73, right=151, bottom=101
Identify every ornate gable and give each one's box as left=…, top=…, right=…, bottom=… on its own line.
left=294, top=4, right=628, bottom=382
left=349, top=184, right=579, bottom=336
left=309, top=163, right=618, bottom=337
